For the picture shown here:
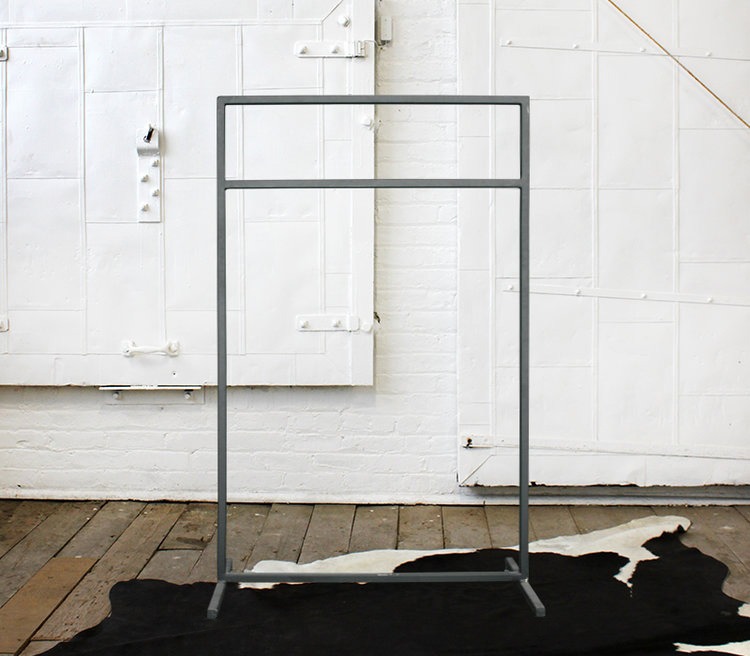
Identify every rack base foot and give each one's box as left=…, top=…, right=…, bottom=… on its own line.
left=207, top=558, right=233, bottom=620
left=207, top=580, right=226, bottom=620
left=506, top=557, right=546, bottom=617
left=519, top=578, right=546, bottom=617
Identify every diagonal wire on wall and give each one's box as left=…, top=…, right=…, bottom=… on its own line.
left=607, top=0, right=750, bottom=130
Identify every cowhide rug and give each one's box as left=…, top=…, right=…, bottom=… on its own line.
left=43, top=515, right=750, bottom=655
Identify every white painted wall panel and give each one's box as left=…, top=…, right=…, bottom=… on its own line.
left=598, top=55, right=673, bottom=189
left=495, top=0, right=588, bottom=9
left=324, top=189, right=352, bottom=275
left=598, top=190, right=673, bottom=291
left=244, top=221, right=321, bottom=355
left=0, top=219, right=6, bottom=357
left=497, top=6, right=590, bottom=42
left=163, top=26, right=238, bottom=179
left=679, top=395, right=750, bottom=450
left=679, top=0, right=750, bottom=59
left=242, top=25, right=318, bottom=89
left=494, top=191, right=520, bottom=278
left=8, top=311, right=84, bottom=354
left=243, top=188, right=319, bottom=223
left=458, top=0, right=750, bottom=486
left=531, top=100, right=591, bottom=189
left=6, top=179, right=82, bottom=310
left=126, top=0, right=258, bottom=21
left=598, top=0, right=675, bottom=51
left=495, top=284, right=594, bottom=368
left=8, top=1, right=126, bottom=23
left=85, top=92, right=158, bottom=221
left=680, top=130, right=750, bottom=261
left=680, top=304, right=750, bottom=394
left=294, top=0, right=341, bottom=20
left=6, top=44, right=79, bottom=178
left=493, top=366, right=594, bottom=446
left=680, top=262, right=750, bottom=299
left=598, top=322, right=674, bottom=444
left=84, top=27, right=158, bottom=93
left=458, top=270, right=491, bottom=421
left=529, top=294, right=593, bottom=367
left=259, top=0, right=293, bottom=20
left=325, top=273, right=350, bottom=309
left=7, top=28, right=78, bottom=47
left=164, top=178, right=243, bottom=315
left=86, top=223, right=161, bottom=354
left=496, top=48, right=590, bottom=99
left=242, top=106, right=320, bottom=179
left=598, top=298, right=672, bottom=324
left=1, top=2, right=374, bottom=387
left=679, top=63, right=746, bottom=130
left=679, top=60, right=750, bottom=130
left=530, top=190, right=591, bottom=278
left=529, top=367, right=592, bottom=443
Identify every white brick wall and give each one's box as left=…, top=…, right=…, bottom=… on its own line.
left=0, top=1, right=476, bottom=503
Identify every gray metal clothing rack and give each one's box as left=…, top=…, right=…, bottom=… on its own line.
left=208, top=94, right=544, bottom=619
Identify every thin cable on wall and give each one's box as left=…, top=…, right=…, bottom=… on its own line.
left=607, top=0, right=750, bottom=131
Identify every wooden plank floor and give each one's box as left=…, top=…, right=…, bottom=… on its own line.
left=1, top=502, right=749, bottom=655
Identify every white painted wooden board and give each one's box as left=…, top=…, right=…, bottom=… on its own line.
left=457, top=0, right=750, bottom=486
left=0, top=0, right=375, bottom=386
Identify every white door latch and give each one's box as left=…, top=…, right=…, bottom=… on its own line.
left=122, top=340, right=180, bottom=357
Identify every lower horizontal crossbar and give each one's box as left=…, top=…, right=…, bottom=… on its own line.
left=222, top=570, right=524, bottom=584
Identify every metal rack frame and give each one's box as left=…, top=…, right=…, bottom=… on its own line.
left=208, top=95, right=544, bottom=619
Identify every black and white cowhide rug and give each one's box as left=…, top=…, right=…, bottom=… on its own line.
left=44, top=516, right=750, bottom=656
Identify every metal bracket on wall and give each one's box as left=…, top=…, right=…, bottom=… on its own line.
left=0, top=317, right=8, bottom=332
left=0, top=46, right=8, bottom=62
left=503, top=283, right=750, bottom=308
left=294, top=40, right=367, bottom=58
left=100, top=385, right=204, bottom=405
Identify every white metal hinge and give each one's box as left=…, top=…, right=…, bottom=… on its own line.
left=294, top=40, right=367, bottom=58
left=0, top=317, right=8, bottom=332
left=296, top=314, right=364, bottom=332
left=136, top=125, right=161, bottom=223
left=0, top=46, right=8, bottom=62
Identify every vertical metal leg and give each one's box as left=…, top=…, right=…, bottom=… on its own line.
left=513, top=99, right=543, bottom=619
left=210, top=99, right=229, bottom=622
left=518, top=98, right=531, bottom=580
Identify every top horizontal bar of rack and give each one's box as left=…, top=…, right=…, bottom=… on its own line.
left=218, top=94, right=529, bottom=106
left=218, top=95, right=528, bottom=188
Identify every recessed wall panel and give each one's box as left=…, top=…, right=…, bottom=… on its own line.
left=6, top=44, right=79, bottom=178
left=7, top=179, right=82, bottom=310
left=598, top=55, right=673, bottom=189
